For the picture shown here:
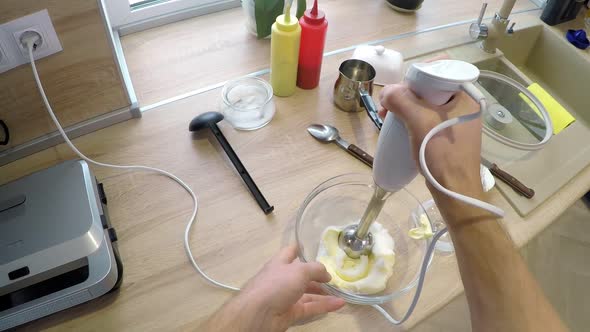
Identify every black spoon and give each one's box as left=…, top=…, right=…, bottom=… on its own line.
left=189, top=112, right=274, bottom=214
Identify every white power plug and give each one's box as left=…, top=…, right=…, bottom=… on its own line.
left=19, top=30, right=43, bottom=51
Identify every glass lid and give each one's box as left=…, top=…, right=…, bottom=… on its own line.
left=476, top=70, right=553, bottom=150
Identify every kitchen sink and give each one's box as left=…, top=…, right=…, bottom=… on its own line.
left=479, top=24, right=590, bottom=126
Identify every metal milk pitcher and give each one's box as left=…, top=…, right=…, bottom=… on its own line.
left=333, top=59, right=382, bottom=129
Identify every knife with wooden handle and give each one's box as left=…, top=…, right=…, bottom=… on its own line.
left=482, top=159, right=535, bottom=199
left=335, top=137, right=374, bottom=167
left=347, top=143, right=374, bottom=167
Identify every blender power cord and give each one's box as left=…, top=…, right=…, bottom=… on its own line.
left=371, top=227, right=447, bottom=325
left=23, top=36, right=239, bottom=292
left=419, top=83, right=505, bottom=218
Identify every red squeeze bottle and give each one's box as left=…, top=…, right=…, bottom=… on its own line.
left=297, top=0, right=328, bottom=89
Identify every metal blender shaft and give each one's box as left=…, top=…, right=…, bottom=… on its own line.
left=356, top=185, right=388, bottom=238
left=338, top=185, right=390, bottom=258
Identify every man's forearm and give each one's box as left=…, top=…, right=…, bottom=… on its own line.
left=435, top=194, right=568, bottom=332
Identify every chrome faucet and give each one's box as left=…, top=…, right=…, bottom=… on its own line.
left=469, top=1, right=517, bottom=53
left=469, top=3, right=490, bottom=40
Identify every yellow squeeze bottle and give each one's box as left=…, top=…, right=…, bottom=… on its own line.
left=270, top=4, right=301, bottom=97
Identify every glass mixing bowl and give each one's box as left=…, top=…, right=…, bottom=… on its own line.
left=295, top=173, right=433, bottom=305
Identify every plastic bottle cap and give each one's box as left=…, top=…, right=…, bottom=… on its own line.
left=276, top=14, right=299, bottom=31
left=375, top=45, right=385, bottom=55
left=303, top=0, right=326, bottom=24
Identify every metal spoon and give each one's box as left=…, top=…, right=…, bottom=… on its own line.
left=307, top=124, right=374, bottom=167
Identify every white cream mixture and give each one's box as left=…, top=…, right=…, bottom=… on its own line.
left=316, top=222, right=395, bottom=294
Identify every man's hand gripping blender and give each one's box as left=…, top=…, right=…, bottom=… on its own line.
left=377, top=60, right=504, bottom=217
left=338, top=59, right=506, bottom=325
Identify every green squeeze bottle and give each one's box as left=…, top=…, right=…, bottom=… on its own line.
left=270, top=2, right=301, bottom=97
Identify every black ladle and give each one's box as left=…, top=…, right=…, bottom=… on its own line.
left=189, top=112, right=274, bottom=214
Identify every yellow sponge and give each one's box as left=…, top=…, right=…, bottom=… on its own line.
left=521, top=83, right=575, bottom=135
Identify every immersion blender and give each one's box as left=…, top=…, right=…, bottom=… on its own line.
left=339, top=59, right=505, bottom=259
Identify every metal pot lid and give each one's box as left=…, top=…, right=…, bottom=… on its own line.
left=476, top=70, right=553, bottom=150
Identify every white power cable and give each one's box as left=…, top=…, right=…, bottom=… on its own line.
left=371, top=227, right=447, bottom=324
left=24, top=39, right=240, bottom=292
left=419, top=85, right=505, bottom=218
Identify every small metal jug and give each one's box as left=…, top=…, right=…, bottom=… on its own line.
left=333, top=59, right=382, bottom=129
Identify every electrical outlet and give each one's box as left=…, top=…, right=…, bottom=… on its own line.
left=13, top=25, right=48, bottom=56
left=0, top=37, right=17, bottom=73
left=0, top=40, right=16, bottom=73
left=0, top=9, right=62, bottom=74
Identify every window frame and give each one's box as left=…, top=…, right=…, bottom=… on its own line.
left=103, top=0, right=240, bottom=30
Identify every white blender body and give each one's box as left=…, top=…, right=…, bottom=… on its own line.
left=373, top=60, right=482, bottom=192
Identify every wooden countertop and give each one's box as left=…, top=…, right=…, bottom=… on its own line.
left=3, top=3, right=590, bottom=332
